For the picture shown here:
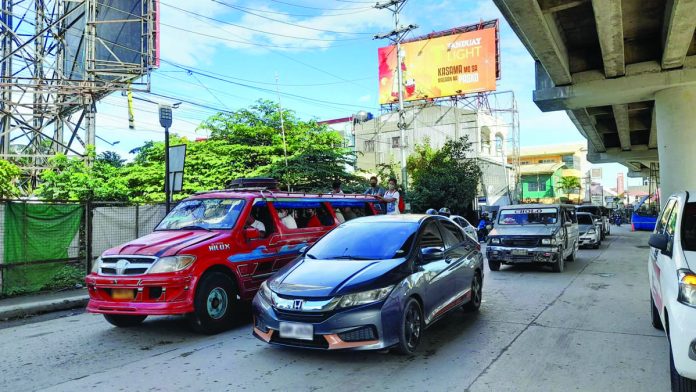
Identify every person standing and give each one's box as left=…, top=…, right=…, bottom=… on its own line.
left=364, top=176, right=386, bottom=214
left=376, top=178, right=400, bottom=215
left=331, top=180, right=343, bottom=194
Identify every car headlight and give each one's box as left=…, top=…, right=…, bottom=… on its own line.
left=148, top=255, right=196, bottom=274
left=541, top=238, right=555, bottom=245
left=258, top=280, right=274, bottom=305
left=490, top=238, right=500, bottom=244
left=336, top=285, right=395, bottom=309
left=91, top=257, right=103, bottom=274
left=678, top=270, right=696, bottom=307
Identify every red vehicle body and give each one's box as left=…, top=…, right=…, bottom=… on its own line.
left=85, top=189, right=380, bottom=333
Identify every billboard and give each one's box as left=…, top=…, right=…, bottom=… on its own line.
left=378, top=26, right=498, bottom=104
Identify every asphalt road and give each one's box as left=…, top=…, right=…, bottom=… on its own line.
left=0, top=226, right=670, bottom=392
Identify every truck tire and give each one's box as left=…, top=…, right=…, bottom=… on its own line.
left=188, top=271, right=238, bottom=335
left=103, top=314, right=147, bottom=327
left=488, top=259, right=500, bottom=271
left=552, top=249, right=565, bottom=272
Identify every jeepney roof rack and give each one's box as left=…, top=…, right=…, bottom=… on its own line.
left=227, top=177, right=280, bottom=190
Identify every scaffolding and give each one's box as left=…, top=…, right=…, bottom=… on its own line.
left=0, top=0, right=157, bottom=189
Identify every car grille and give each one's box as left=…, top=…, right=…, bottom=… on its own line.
left=338, top=326, right=377, bottom=342
left=501, top=237, right=540, bottom=247
left=99, top=256, right=157, bottom=276
left=270, top=334, right=329, bottom=349
left=274, top=309, right=331, bottom=323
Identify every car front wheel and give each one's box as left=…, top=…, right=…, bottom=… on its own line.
left=396, top=298, right=423, bottom=355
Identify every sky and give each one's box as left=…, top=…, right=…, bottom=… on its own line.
left=92, top=0, right=638, bottom=188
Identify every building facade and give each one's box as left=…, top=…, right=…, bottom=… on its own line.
left=517, top=143, right=588, bottom=204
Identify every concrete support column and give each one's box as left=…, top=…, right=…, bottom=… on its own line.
left=655, top=86, right=696, bottom=205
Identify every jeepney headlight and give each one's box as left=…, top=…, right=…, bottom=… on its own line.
left=148, top=255, right=196, bottom=274
left=678, top=270, right=696, bottom=307
left=91, top=257, right=103, bottom=274
left=490, top=238, right=500, bottom=244
left=541, top=238, right=554, bottom=245
left=259, top=280, right=274, bottom=305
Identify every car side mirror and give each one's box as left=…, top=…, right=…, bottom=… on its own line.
left=244, top=227, right=261, bottom=241
left=649, top=233, right=670, bottom=255
left=420, top=247, right=444, bottom=262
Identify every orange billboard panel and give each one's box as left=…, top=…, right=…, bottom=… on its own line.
left=378, top=27, right=497, bottom=104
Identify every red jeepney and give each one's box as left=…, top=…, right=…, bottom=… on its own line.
left=85, top=188, right=379, bottom=333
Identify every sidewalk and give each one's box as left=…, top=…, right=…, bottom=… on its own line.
left=0, top=288, right=89, bottom=320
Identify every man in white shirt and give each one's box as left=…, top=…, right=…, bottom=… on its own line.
left=278, top=209, right=298, bottom=229
left=376, top=178, right=400, bottom=215
left=246, top=215, right=266, bottom=236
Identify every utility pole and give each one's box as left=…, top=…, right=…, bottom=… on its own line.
left=374, top=0, right=417, bottom=192
left=275, top=73, right=290, bottom=191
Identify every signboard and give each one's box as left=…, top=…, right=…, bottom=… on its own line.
left=168, top=144, right=186, bottom=193
left=378, top=27, right=497, bottom=104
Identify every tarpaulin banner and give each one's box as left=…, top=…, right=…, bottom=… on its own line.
left=378, top=27, right=497, bottom=104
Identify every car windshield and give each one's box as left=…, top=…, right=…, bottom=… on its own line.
left=577, top=214, right=594, bottom=225
left=156, top=198, right=245, bottom=231
left=578, top=206, right=600, bottom=216
left=498, top=208, right=558, bottom=225
left=682, top=202, right=696, bottom=252
left=307, top=222, right=418, bottom=260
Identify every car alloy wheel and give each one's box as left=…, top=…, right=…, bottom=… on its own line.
left=464, top=272, right=482, bottom=312
left=396, top=298, right=423, bottom=355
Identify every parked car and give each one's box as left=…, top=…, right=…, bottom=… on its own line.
left=486, top=204, right=579, bottom=272
left=576, top=205, right=610, bottom=239
left=450, top=215, right=478, bottom=242
left=85, top=183, right=380, bottom=334
left=252, top=214, right=484, bottom=354
left=577, top=212, right=602, bottom=249
left=648, top=191, right=696, bottom=391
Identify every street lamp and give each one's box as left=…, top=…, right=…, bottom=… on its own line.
left=159, top=104, right=173, bottom=213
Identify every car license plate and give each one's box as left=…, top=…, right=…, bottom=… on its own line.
left=511, top=249, right=527, bottom=256
left=111, top=289, right=135, bottom=300
left=279, top=322, right=313, bottom=341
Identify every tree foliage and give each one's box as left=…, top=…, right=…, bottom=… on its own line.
left=0, top=159, right=21, bottom=198
left=406, top=137, right=482, bottom=215
left=557, top=175, right=582, bottom=203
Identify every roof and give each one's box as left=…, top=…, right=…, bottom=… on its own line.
left=519, top=162, right=566, bottom=175
left=502, top=204, right=575, bottom=210
left=189, top=190, right=379, bottom=201
left=519, top=143, right=585, bottom=157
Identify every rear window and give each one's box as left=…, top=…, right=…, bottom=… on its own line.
left=498, top=208, right=558, bottom=225
left=682, top=202, right=696, bottom=251
left=577, top=214, right=594, bottom=225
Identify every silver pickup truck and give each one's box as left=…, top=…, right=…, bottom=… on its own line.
left=486, top=204, right=579, bottom=273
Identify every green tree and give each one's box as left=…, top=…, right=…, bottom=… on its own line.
left=97, top=151, right=125, bottom=168
left=556, top=175, right=582, bottom=203
left=406, top=136, right=482, bottom=215
left=0, top=159, right=21, bottom=198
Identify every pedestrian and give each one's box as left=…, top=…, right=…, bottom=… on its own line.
left=477, top=212, right=490, bottom=242
left=438, top=207, right=451, bottom=218
left=331, top=180, right=343, bottom=194
left=364, top=176, right=386, bottom=214
left=376, top=178, right=400, bottom=215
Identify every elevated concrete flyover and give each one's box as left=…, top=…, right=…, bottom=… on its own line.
left=493, top=0, right=696, bottom=199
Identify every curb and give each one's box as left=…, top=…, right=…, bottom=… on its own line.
left=0, top=295, right=89, bottom=321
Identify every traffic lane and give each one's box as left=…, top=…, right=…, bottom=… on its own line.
left=470, top=227, right=669, bottom=391
left=43, top=312, right=525, bottom=391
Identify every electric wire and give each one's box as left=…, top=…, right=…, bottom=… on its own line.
left=211, top=0, right=372, bottom=17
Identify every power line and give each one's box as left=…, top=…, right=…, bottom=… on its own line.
left=267, top=0, right=372, bottom=11
left=211, top=0, right=372, bottom=18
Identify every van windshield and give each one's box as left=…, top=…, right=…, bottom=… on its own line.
left=498, top=208, right=558, bottom=226
left=156, top=199, right=245, bottom=231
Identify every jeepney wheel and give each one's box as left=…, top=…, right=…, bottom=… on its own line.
left=103, top=314, right=147, bottom=328
left=565, top=242, right=577, bottom=262
left=188, top=272, right=238, bottom=334
left=488, top=258, right=501, bottom=271
left=552, top=249, right=565, bottom=273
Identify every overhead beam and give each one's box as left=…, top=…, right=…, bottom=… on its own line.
left=539, top=0, right=588, bottom=13
left=566, top=109, right=606, bottom=152
left=587, top=148, right=658, bottom=164
left=662, top=0, right=696, bottom=69
left=534, top=62, right=696, bottom=111
left=493, top=0, right=572, bottom=85
left=591, top=0, right=625, bottom=77
left=612, top=104, right=631, bottom=150
left=648, top=107, right=658, bottom=148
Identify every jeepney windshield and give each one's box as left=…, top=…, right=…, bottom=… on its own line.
left=498, top=208, right=559, bottom=226
left=156, top=198, right=245, bottom=231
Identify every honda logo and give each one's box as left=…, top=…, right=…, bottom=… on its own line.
left=293, top=299, right=303, bottom=310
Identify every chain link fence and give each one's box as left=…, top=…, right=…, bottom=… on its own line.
left=0, top=200, right=168, bottom=297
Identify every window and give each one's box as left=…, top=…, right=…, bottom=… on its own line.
left=520, top=161, right=530, bottom=165
left=498, top=208, right=558, bottom=226
left=419, top=222, right=445, bottom=251
left=681, top=202, right=696, bottom=252
left=528, top=181, right=546, bottom=192
left=364, top=140, right=375, bottom=152
left=494, top=133, right=504, bottom=155
left=577, top=214, right=593, bottom=225
left=156, top=198, right=245, bottom=231
left=250, top=203, right=276, bottom=237
left=480, top=126, right=491, bottom=155
left=440, top=221, right=465, bottom=248
left=392, top=136, right=401, bottom=148
left=666, top=202, right=680, bottom=237
left=328, top=201, right=375, bottom=222
left=561, top=154, right=576, bottom=169
left=538, top=159, right=555, bottom=164
left=656, top=200, right=676, bottom=234
left=267, top=200, right=335, bottom=229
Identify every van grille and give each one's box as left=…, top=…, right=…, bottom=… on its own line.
left=501, top=237, right=540, bottom=247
